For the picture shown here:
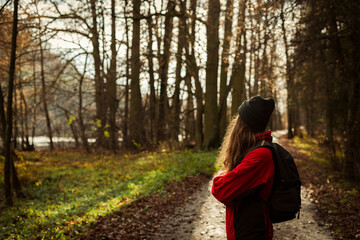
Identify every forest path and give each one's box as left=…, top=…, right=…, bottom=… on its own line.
left=153, top=131, right=333, bottom=240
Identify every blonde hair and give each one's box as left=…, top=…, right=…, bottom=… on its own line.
left=218, top=115, right=257, bottom=173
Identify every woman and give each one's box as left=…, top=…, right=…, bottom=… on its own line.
left=212, top=96, right=275, bottom=240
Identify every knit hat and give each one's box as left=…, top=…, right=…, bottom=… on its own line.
left=238, top=96, right=275, bottom=132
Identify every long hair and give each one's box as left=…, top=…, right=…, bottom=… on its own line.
left=218, top=115, right=257, bottom=173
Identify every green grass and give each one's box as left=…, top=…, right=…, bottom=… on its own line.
left=0, top=149, right=219, bottom=239
left=290, top=136, right=329, bottom=164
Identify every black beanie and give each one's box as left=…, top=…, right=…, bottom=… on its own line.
left=238, top=96, right=275, bottom=132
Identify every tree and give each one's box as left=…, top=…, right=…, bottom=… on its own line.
left=171, top=0, right=187, bottom=141
left=203, top=0, right=220, bottom=149
left=231, top=0, right=247, bottom=116
left=157, top=0, right=175, bottom=142
left=106, top=0, right=119, bottom=152
left=4, top=0, right=19, bottom=206
left=129, top=0, right=144, bottom=147
left=280, top=1, right=294, bottom=139
left=219, top=0, right=234, bottom=140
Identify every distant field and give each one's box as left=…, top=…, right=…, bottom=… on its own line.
left=0, top=150, right=219, bottom=239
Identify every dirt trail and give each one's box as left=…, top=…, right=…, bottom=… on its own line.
left=154, top=131, right=333, bottom=240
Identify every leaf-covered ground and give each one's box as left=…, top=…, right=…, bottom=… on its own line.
left=78, top=174, right=211, bottom=239
left=81, top=135, right=360, bottom=240
left=281, top=136, right=360, bottom=240
left=0, top=149, right=219, bottom=239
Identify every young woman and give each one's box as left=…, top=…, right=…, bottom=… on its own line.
left=212, top=96, right=275, bottom=240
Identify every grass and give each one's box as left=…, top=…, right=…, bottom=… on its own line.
left=0, top=149, right=219, bottom=239
left=290, top=135, right=328, bottom=164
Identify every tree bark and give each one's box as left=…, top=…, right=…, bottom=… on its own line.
left=231, top=0, right=247, bottom=116
left=186, top=0, right=203, bottom=148
left=280, top=2, right=294, bottom=139
left=203, top=0, right=220, bottom=149
left=219, top=0, right=234, bottom=140
left=171, top=0, right=186, bottom=141
left=90, top=0, right=106, bottom=147
left=129, top=0, right=144, bottom=146
left=123, top=0, right=130, bottom=147
left=107, top=0, right=118, bottom=152
left=78, top=55, right=90, bottom=153
left=4, top=0, right=18, bottom=206
left=146, top=9, right=156, bottom=143
left=184, top=73, right=195, bottom=143
left=157, top=0, right=175, bottom=142
left=39, top=33, right=54, bottom=150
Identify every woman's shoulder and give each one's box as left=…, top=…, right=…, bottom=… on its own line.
left=245, top=146, right=272, bottom=161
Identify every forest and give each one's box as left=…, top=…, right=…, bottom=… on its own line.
left=0, top=0, right=359, bottom=239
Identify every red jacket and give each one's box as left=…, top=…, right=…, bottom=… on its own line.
left=212, top=131, right=275, bottom=240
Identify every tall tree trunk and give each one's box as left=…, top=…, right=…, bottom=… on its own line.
left=219, top=0, right=234, bottom=140
left=184, top=74, right=195, bottom=143
left=248, top=11, right=254, bottom=98
left=39, top=35, right=54, bottom=150
left=343, top=32, right=360, bottom=180
left=203, top=0, right=220, bottom=149
left=123, top=0, right=130, bottom=147
left=186, top=0, right=203, bottom=148
left=260, top=5, right=269, bottom=96
left=13, top=74, right=18, bottom=149
left=20, top=89, right=31, bottom=150
left=280, top=2, right=294, bottom=139
left=31, top=52, right=36, bottom=147
left=171, top=0, right=186, bottom=141
left=78, top=55, right=90, bottom=153
left=107, top=0, right=118, bottom=152
left=324, top=3, right=343, bottom=169
left=4, top=0, right=18, bottom=206
left=231, top=0, right=247, bottom=116
left=146, top=11, right=156, bottom=143
left=90, top=0, right=106, bottom=147
left=129, top=0, right=144, bottom=146
left=157, top=0, right=175, bottom=142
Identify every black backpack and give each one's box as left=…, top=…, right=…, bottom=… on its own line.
left=239, top=140, right=302, bottom=223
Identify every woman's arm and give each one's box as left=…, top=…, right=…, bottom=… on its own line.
left=211, top=147, right=274, bottom=206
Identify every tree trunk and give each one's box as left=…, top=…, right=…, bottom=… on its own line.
left=129, top=0, right=144, bottom=147
left=107, top=0, right=118, bottom=152
left=146, top=12, right=156, bottom=143
left=343, top=34, right=360, bottom=180
left=78, top=55, right=90, bottom=153
left=219, top=0, right=234, bottom=140
left=157, top=0, right=175, bottom=142
left=186, top=0, right=203, bottom=148
left=247, top=12, right=254, bottom=98
left=20, top=89, right=32, bottom=150
left=39, top=34, right=54, bottom=150
left=31, top=52, right=37, bottom=147
left=4, top=0, right=18, bottom=206
left=260, top=5, right=269, bottom=97
left=280, top=2, right=294, bottom=139
left=203, top=0, right=220, bottom=149
left=231, top=0, right=247, bottom=116
left=123, top=0, right=130, bottom=147
left=90, top=0, right=106, bottom=147
left=171, top=0, right=186, bottom=141
left=184, top=74, right=195, bottom=143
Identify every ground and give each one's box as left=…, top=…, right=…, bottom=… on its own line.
left=80, top=131, right=360, bottom=239
left=152, top=131, right=333, bottom=240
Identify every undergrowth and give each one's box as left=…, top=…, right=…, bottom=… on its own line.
left=0, top=149, right=219, bottom=239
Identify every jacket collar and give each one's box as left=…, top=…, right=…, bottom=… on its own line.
left=256, top=131, right=272, bottom=142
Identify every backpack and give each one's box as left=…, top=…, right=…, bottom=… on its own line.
left=239, top=140, right=302, bottom=223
